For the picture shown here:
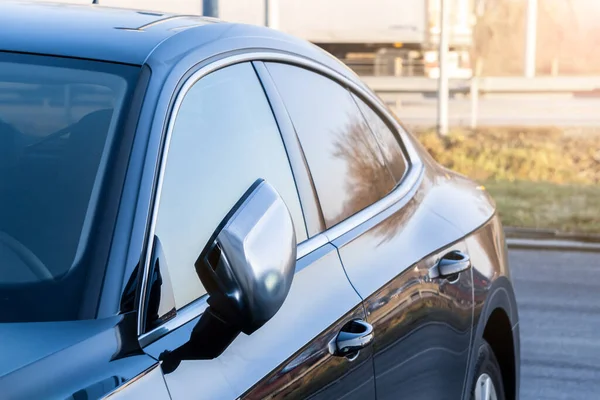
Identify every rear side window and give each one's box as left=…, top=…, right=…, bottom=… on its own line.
left=265, top=63, right=396, bottom=228
left=352, top=94, right=408, bottom=182
left=153, top=62, right=306, bottom=309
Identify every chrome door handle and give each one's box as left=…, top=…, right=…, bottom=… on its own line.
left=430, top=250, right=471, bottom=279
left=329, top=320, right=374, bottom=360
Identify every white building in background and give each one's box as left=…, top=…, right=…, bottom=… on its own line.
left=30, top=0, right=475, bottom=78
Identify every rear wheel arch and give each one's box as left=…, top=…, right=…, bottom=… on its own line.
left=482, top=307, right=515, bottom=400
left=467, top=277, right=519, bottom=400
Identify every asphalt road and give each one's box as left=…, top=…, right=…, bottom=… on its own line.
left=509, top=249, right=600, bottom=399
left=383, top=96, right=600, bottom=127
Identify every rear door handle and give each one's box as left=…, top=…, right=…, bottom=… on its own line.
left=430, top=250, right=471, bottom=279
left=329, top=320, right=374, bottom=360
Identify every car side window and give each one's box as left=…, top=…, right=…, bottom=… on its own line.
left=153, top=62, right=307, bottom=309
left=352, top=94, right=408, bottom=182
left=265, top=62, right=396, bottom=228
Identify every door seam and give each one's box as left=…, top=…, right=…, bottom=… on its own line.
left=332, top=243, right=379, bottom=399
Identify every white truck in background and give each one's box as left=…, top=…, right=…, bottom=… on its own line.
left=42, top=0, right=476, bottom=78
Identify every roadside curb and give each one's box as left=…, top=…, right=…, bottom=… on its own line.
left=506, top=238, right=600, bottom=253
left=505, top=227, right=600, bottom=252
left=504, top=227, right=600, bottom=243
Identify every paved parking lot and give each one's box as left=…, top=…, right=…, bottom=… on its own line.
left=510, top=249, right=600, bottom=399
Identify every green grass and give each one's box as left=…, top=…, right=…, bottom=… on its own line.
left=414, top=126, right=600, bottom=185
left=411, top=126, right=600, bottom=234
left=483, top=180, right=600, bottom=234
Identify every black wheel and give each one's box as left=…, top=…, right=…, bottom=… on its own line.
left=470, top=339, right=505, bottom=400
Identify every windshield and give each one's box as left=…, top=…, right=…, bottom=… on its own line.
left=0, top=52, right=140, bottom=322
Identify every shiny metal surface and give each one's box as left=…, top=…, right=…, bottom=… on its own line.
left=134, top=44, right=513, bottom=399
left=242, top=306, right=376, bottom=400
left=144, top=245, right=371, bottom=399
left=102, top=364, right=170, bottom=399
left=140, top=231, right=326, bottom=347
left=0, top=7, right=521, bottom=400
left=421, top=169, right=497, bottom=236
left=201, top=179, right=297, bottom=333
left=139, top=296, right=209, bottom=348
left=356, top=240, right=473, bottom=400
left=474, top=373, right=498, bottom=400
left=296, top=234, right=328, bottom=260
left=0, top=314, right=157, bottom=399
left=137, top=49, right=424, bottom=337
left=333, top=320, right=375, bottom=357
left=465, top=216, right=520, bottom=400
left=330, top=149, right=475, bottom=398
left=0, top=2, right=215, bottom=65
left=429, top=250, right=472, bottom=279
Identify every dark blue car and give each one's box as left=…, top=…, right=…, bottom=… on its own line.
left=0, top=2, right=519, bottom=399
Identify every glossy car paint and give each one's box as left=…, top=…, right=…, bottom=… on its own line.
left=0, top=2, right=519, bottom=399
left=143, top=245, right=374, bottom=399
left=327, top=136, right=477, bottom=399
left=0, top=314, right=158, bottom=399
left=465, top=216, right=520, bottom=400
left=0, top=1, right=215, bottom=65
left=104, top=364, right=170, bottom=399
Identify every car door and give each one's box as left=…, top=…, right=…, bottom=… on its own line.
left=137, top=61, right=376, bottom=399
left=263, top=61, right=475, bottom=400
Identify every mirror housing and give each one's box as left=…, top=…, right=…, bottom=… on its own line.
left=159, top=179, right=297, bottom=369
left=197, top=179, right=297, bottom=334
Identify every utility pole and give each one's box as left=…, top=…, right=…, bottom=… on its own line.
left=524, top=0, right=538, bottom=77
left=265, top=0, right=280, bottom=29
left=437, top=0, right=450, bottom=136
left=202, top=0, right=219, bottom=18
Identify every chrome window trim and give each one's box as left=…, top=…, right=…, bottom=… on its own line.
left=324, top=163, right=423, bottom=243
left=137, top=50, right=424, bottom=343
left=139, top=295, right=209, bottom=348
left=297, top=233, right=328, bottom=260
left=101, top=363, right=164, bottom=399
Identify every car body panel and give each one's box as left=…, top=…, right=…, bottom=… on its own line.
left=0, top=316, right=122, bottom=377
left=103, top=25, right=363, bottom=317
left=0, top=3, right=519, bottom=399
left=241, top=305, right=374, bottom=400
left=465, top=216, right=520, bottom=400
left=0, top=314, right=160, bottom=400
left=104, top=363, right=170, bottom=399
left=143, top=244, right=375, bottom=399
left=330, top=159, right=475, bottom=399
left=0, top=1, right=215, bottom=65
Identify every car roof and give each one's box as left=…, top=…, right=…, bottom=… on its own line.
left=0, top=1, right=364, bottom=89
left=0, top=1, right=217, bottom=65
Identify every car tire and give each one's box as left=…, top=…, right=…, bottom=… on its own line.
left=470, top=339, right=505, bottom=400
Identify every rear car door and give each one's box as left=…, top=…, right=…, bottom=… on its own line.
left=137, top=61, right=376, bottom=399
left=264, top=61, right=475, bottom=400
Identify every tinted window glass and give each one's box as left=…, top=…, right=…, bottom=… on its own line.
left=0, top=52, right=139, bottom=322
left=266, top=63, right=395, bottom=228
left=353, top=95, right=408, bottom=182
left=155, top=62, right=306, bottom=309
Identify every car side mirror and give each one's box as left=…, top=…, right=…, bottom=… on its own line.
left=160, top=179, right=297, bottom=368
left=196, top=178, right=297, bottom=335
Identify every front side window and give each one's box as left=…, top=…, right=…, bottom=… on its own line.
left=0, top=52, right=140, bottom=322
left=265, top=63, right=396, bottom=228
left=154, top=62, right=306, bottom=310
